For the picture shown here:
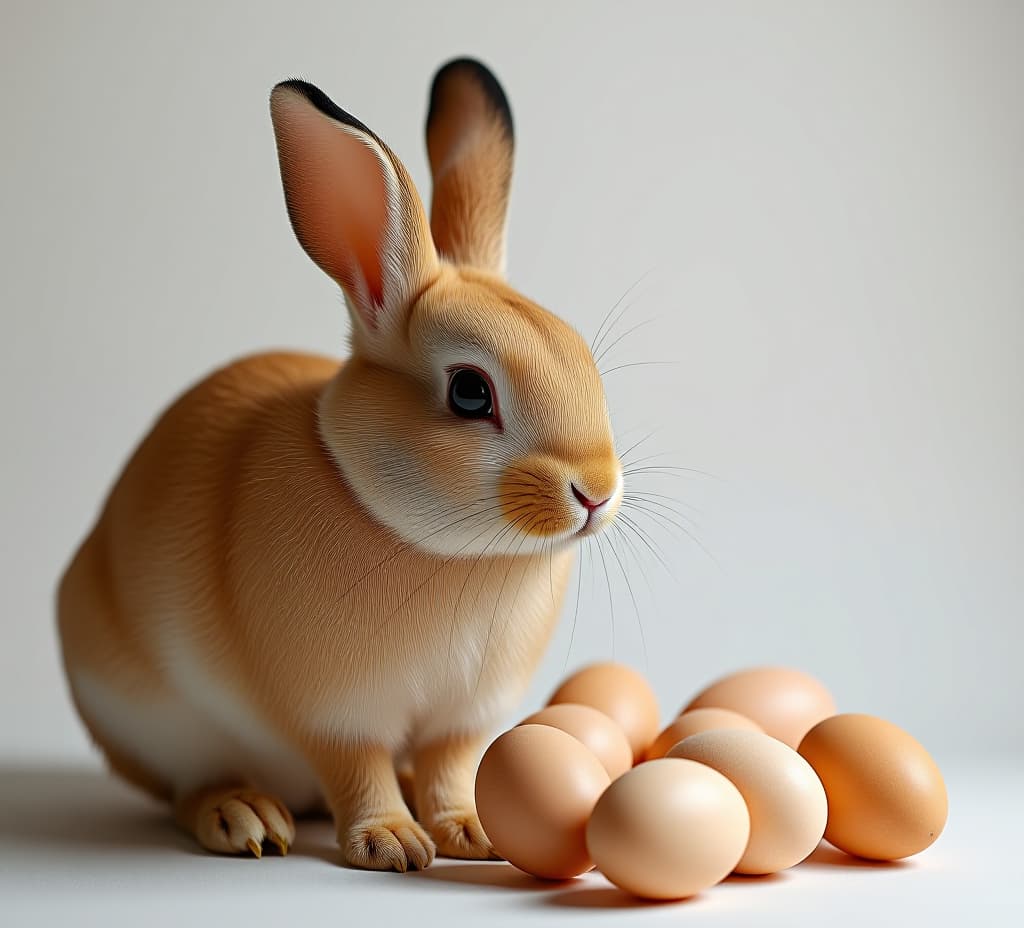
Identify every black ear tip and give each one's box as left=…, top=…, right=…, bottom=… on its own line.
left=270, top=79, right=375, bottom=138
left=272, top=79, right=328, bottom=107
left=428, top=57, right=513, bottom=138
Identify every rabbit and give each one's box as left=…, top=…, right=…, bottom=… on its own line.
left=57, top=58, right=623, bottom=871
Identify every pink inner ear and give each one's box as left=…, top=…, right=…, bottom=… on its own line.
left=275, top=97, right=388, bottom=321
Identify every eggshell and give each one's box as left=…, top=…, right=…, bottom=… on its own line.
left=475, top=724, right=610, bottom=879
left=519, top=704, right=633, bottom=779
left=798, top=713, right=947, bottom=861
left=668, top=729, right=827, bottom=874
left=586, top=758, right=750, bottom=899
left=646, top=707, right=762, bottom=760
left=683, top=666, right=836, bottom=748
left=549, top=662, right=660, bottom=763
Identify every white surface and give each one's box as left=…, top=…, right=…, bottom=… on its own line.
left=0, top=756, right=1019, bottom=924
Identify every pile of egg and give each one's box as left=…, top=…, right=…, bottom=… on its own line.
left=474, top=663, right=948, bottom=900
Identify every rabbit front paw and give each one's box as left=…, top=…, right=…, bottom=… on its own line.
left=426, top=808, right=498, bottom=860
left=342, top=816, right=436, bottom=872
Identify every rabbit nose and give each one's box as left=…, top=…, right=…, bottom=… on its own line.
left=571, top=484, right=611, bottom=512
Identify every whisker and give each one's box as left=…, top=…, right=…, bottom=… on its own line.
left=616, top=511, right=677, bottom=579
left=603, top=527, right=648, bottom=673
left=626, top=488, right=704, bottom=516
left=600, top=360, right=676, bottom=376
left=590, top=268, right=654, bottom=355
left=593, top=300, right=635, bottom=359
left=620, top=452, right=720, bottom=487
left=611, top=521, right=654, bottom=600
left=618, top=491, right=716, bottom=557
left=623, top=464, right=720, bottom=480
left=329, top=500, right=512, bottom=608
left=624, top=492, right=702, bottom=529
left=564, top=539, right=586, bottom=672
left=375, top=510, right=526, bottom=631
left=622, top=500, right=718, bottom=566
left=622, top=501, right=691, bottom=545
left=445, top=511, right=529, bottom=690
left=497, top=518, right=554, bottom=647
left=547, top=537, right=556, bottom=608
left=467, top=510, right=538, bottom=613
left=594, top=532, right=616, bottom=660
left=617, top=429, right=662, bottom=469
left=619, top=450, right=684, bottom=469
left=473, top=513, right=539, bottom=700
left=594, top=317, right=657, bottom=366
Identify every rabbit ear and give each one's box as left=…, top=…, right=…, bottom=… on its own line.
left=270, top=80, right=438, bottom=339
left=426, top=59, right=514, bottom=275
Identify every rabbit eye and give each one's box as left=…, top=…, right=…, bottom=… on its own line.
left=448, top=368, right=494, bottom=419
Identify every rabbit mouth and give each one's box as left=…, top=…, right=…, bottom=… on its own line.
left=575, top=520, right=599, bottom=538
left=574, top=507, right=601, bottom=538
left=573, top=510, right=611, bottom=539
left=571, top=473, right=623, bottom=539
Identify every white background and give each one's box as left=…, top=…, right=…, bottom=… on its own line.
left=1, top=1, right=1021, bottom=923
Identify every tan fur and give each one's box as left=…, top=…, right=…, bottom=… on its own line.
left=427, top=60, right=514, bottom=273
left=57, top=61, right=620, bottom=871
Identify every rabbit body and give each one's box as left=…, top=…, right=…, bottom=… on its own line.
left=60, top=349, right=570, bottom=813
left=57, top=60, right=621, bottom=870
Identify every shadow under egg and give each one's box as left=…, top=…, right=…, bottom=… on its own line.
left=406, top=860, right=580, bottom=891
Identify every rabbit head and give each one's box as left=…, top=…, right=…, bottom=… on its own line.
left=270, top=59, right=621, bottom=558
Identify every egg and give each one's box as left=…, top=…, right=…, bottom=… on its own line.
left=683, top=666, right=836, bottom=748
left=668, top=729, right=827, bottom=874
left=798, top=713, right=947, bottom=861
left=586, top=758, right=750, bottom=899
left=475, top=724, right=610, bottom=879
left=646, top=707, right=762, bottom=760
left=548, top=662, right=660, bottom=763
left=519, top=703, right=633, bottom=779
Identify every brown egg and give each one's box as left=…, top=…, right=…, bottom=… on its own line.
left=646, top=707, right=762, bottom=760
left=798, top=713, right=947, bottom=861
left=683, top=666, right=836, bottom=748
left=519, top=704, right=633, bottom=779
left=548, top=662, right=660, bottom=763
left=668, top=729, right=827, bottom=874
left=475, top=724, right=610, bottom=879
left=587, top=758, right=750, bottom=899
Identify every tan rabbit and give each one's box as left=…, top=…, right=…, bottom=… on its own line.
left=57, top=58, right=622, bottom=871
